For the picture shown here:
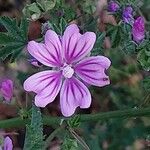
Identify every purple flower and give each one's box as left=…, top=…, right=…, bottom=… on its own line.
left=24, top=24, right=111, bottom=117
left=108, top=1, right=119, bottom=12
left=122, top=6, right=134, bottom=24
left=0, top=79, right=13, bottom=102
left=4, top=136, right=13, bottom=150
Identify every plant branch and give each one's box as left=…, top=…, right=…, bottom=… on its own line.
left=0, top=107, right=150, bottom=129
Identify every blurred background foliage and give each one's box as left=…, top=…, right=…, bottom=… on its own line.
left=0, top=0, right=150, bottom=149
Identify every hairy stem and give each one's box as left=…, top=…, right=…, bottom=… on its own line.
left=0, top=107, right=150, bottom=129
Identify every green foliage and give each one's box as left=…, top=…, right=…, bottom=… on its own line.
left=91, top=32, right=106, bottom=56
left=137, top=47, right=150, bottom=71
left=47, top=17, right=67, bottom=35
left=81, top=0, right=97, bottom=14
left=23, top=0, right=56, bottom=20
left=106, top=23, right=137, bottom=54
left=67, top=115, right=80, bottom=128
left=19, top=108, right=30, bottom=120
left=0, top=16, right=29, bottom=61
left=82, top=16, right=98, bottom=32
left=107, top=25, right=123, bottom=48
left=117, top=0, right=137, bottom=5
left=82, top=118, right=149, bottom=150
left=68, top=128, right=90, bottom=150
left=23, top=105, right=44, bottom=150
left=49, top=0, right=76, bottom=28
left=143, top=77, right=150, bottom=91
left=61, top=138, right=78, bottom=150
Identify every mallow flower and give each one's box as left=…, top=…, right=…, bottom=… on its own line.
left=24, top=24, right=111, bottom=117
left=0, top=79, right=13, bottom=102
left=3, top=136, right=13, bottom=150
left=132, top=17, right=145, bottom=43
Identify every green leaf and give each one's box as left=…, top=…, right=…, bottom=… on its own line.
left=137, top=48, right=150, bottom=71
left=0, top=16, right=28, bottom=61
left=61, top=138, right=78, bottom=150
left=59, top=17, right=67, bottom=35
left=44, top=0, right=56, bottom=11
left=68, top=115, right=80, bottom=128
left=20, top=17, right=29, bottom=41
left=0, top=32, right=15, bottom=45
left=0, top=16, right=24, bottom=42
left=23, top=105, right=44, bottom=150
left=107, top=25, right=122, bottom=48
left=10, top=46, right=25, bottom=62
left=28, top=3, right=41, bottom=13
left=36, top=0, right=56, bottom=11
left=23, top=0, right=56, bottom=20
left=82, top=0, right=96, bottom=14
left=47, top=17, right=67, bottom=35
left=143, top=77, right=150, bottom=91
left=0, top=43, right=24, bottom=60
left=91, top=32, right=106, bottom=56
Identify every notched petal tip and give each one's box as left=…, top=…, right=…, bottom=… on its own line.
left=23, top=78, right=32, bottom=92
left=60, top=77, right=92, bottom=117
left=35, top=95, right=48, bottom=108
left=75, top=56, right=111, bottom=87
left=62, top=108, right=76, bottom=117
left=97, top=56, right=111, bottom=69
left=65, top=23, right=79, bottom=32
left=27, top=40, right=37, bottom=51
left=86, top=32, right=96, bottom=40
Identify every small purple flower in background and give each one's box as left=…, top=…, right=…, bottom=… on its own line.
left=108, top=1, right=120, bottom=12
left=3, top=136, right=13, bottom=150
left=24, top=24, right=111, bottom=117
left=132, top=17, right=145, bottom=43
left=0, top=79, right=13, bottom=102
left=122, top=6, right=134, bottom=24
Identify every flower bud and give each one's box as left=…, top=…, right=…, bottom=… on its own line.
left=0, top=79, right=13, bottom=102
left=132, top=17, right=145, bottom=43
left=122, top=6, right=134, bottom=24
left=108, top=1, right=119, bottom=12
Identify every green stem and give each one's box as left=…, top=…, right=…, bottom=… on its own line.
left=0, top=117, right=28, bottom=128
left=0, top=107, right=150, bottom=129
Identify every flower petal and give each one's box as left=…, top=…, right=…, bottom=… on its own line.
left=45, top=30, right=63, bottom=66
left=27, top=41, right=61, bottom=67
left=62, top=24, right=81, bottom=63
left=24, top=70, right=62, bottom=93
left=62, top=24, right=96, bottom=63
left=35, top=78, right=62, bottom=107
left=60, top=77, right=91, bottom=117
left=75, top=56, right=111, bottom=87
left=24, top=70, right=62, bottom=107
left=72, top=32, right=96, bottom=62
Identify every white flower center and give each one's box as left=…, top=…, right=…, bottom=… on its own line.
left=62, top=65, right=74, bottom=78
